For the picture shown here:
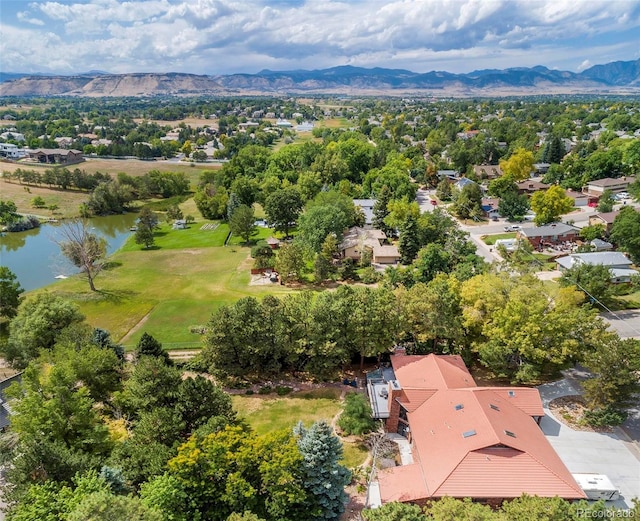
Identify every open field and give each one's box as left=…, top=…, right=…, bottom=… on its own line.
left=0, top=179, right=89, bottom=218
left=231, top=388, right=369, bottom=468
left=45, top=236, right=292, bottom=346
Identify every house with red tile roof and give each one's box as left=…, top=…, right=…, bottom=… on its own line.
left=368, top=352, right=586, bottom=505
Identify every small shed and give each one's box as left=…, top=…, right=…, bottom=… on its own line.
left=266, top=237, right=281, bottom=249
left=172, top=219, right=187, bottom=230
left=590, top=238, right=613, bottom=251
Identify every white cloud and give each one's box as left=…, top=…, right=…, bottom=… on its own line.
left=0, top=0, right=637, bottom=74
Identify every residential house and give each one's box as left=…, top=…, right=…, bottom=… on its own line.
left=564, top=190, right=590, bottom=207
left=0, top=142, right=25, bottom=159
left=369, top=352, right=585, bottom=505
left=481, top=197, right=500, bottom=219
left=590, top=238, right=613, bottom=251
left=517, top=223, right=579, bottom=249
left=516, top=180, right=549, bottom=195
left=353, top=199, right=377, bottom=226
left=454, top=177, right=477, bottom=191
left=582, top=177, right=636, bottom=197
left=28, top=148, right=83, bottom=165
left=589, top=210, right=620, bottom=233
left=533, top=163, right=550, bottom=175
left=556, top=252, right=637, bottom=283
left=473, top=165, right=503, bottom=180
left=339, top=227, right=400, bottom=265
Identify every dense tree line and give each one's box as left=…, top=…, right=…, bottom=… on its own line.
left=0, top=296, right=350, bottom=521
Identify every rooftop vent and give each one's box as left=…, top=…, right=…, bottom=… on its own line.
left=454, top=403, right=464, bottom=411
left=462, top=429, right=476, bottom=438
left=504, top=430, right=516, bottom=438
left=490, top=404, right=500, bottom=411
left=390, top=380, right=401, bottom=391
left=508, top=390, right=516, bottom=397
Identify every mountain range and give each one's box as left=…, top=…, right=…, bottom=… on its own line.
left=1, top=59, right=639, bottom=97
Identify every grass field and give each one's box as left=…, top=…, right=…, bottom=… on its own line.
left=482, top=232, right=517, bottom=245
left=45, top=238, right=292, bottom=346
left=0, top=179, right=89, bottom=218
left=231, top=388, right=369, bottom=468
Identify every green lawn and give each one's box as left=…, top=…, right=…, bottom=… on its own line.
left=42, top=241, right=292, bottom=345
left=482, top=232, right=516, bottom=245
left=231, top=388, right=369, bottom=469
left=121, top=221, right=229, bottom=251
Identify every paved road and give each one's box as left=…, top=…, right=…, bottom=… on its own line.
left=600, top=309, right=640, bottom=339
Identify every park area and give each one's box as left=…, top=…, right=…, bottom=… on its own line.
left=44, top=217, right=289, bottom=348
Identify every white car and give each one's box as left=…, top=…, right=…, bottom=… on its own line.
left=615, top=192, right=630, bottom=200
left=504, top=225, right=521, bottom=232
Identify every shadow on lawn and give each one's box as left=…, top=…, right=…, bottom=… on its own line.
left=96, top=288, right=137, bottom=302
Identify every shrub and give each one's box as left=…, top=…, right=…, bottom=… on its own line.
left=245, top=389, right=254, bottom=395
left=6, top=215, right=40, bottom=232
left=361, top=266, right=381, bottom=284
left=582, top=407, right=627, bottom=427
left=276, top=386, right=292, bottom=396
left=258, top=385, right=272, bottom=395
left=338, top=392, right=376, bottom=435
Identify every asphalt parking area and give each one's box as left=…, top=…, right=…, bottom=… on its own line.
left=538, top=379, right=640, bottom=510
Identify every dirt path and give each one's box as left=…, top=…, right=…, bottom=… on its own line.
left=119, top=308, right=154, bottom=344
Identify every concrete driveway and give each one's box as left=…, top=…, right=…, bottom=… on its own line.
left=538, top=375, right=640, bottom=509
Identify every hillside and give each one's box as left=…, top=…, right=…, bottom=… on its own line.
left=1, top=59, right=639, bottom=97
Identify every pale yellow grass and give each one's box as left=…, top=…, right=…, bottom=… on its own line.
left=0, top=179, right=89, bottom=218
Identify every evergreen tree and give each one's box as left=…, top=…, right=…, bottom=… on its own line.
left=372, top=184, right=392, bottom=234
left=135, top=332, right=170, bottom=364
left=542, top=134, right=564, bottom=164
left=398, top=214, right=420, bottom=264
left=294, top=421, right=351, bottom=521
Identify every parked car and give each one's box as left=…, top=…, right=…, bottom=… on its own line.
left=615, top=192, right=630, bottom=200
left=504, top=225, right=521, bottom=232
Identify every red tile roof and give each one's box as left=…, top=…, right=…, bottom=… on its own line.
left=378, top=354, right=585, bottom=502
left=391, top=353, right=476, bottom=390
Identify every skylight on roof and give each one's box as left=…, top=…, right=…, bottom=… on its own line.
left=508, top=390, right=516, bottom=397
left=462, top=429, right=476, bottom=438
left=454, top=403, right=464, bottom=410
left=504, top=430, right=516, bottom=438
left=490, top=404, right=500, bottom=411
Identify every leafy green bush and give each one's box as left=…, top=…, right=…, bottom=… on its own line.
left=583, top=407, right=627, bottom=427
left=275, top=386, right=292, bottom=396
left=361, top=266, right=381, bottom=284
left=338, top=392, right=376, bottom=435
left=258, top=385, right=272, bottom=395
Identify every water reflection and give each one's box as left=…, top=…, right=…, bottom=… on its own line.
left=0, top=213, right=139, bottom=291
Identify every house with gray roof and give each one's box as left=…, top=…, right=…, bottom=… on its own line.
left=517, top=223, right=579, bottom=248
left=556, top=252, right=638, bottom=283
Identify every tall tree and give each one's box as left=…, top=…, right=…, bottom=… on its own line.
left=56, top=220, right=107, bottom=291
left=498, top=191, right=530, bottom=221
left=6, top=293, right=84, bottom=368
left=135, top=207, right=159, bottom=249
left=596, top=189, right=615, bottom=213
left=264, top=187, right=303, bottom=238
left=372, top=184, right=392, bottom=234
left=0, top=266, right=23, bottom=320
left=229, top=204, right=257, bottom=244
left=499, top=148, right=534, bottom=181
left=398, top=213, right=420, bottom=264
left=275, top=242, right=306, bottom=284
left=294, top=421, right=351, bottom=521
left=541, top=134, right=565, bottom=164
left=610, top=206, right=640, bottom=263
left=530, top=185, right=574, bottom=226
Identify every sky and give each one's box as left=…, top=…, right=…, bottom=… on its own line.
left=1, top=0, right=639, bottom=76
